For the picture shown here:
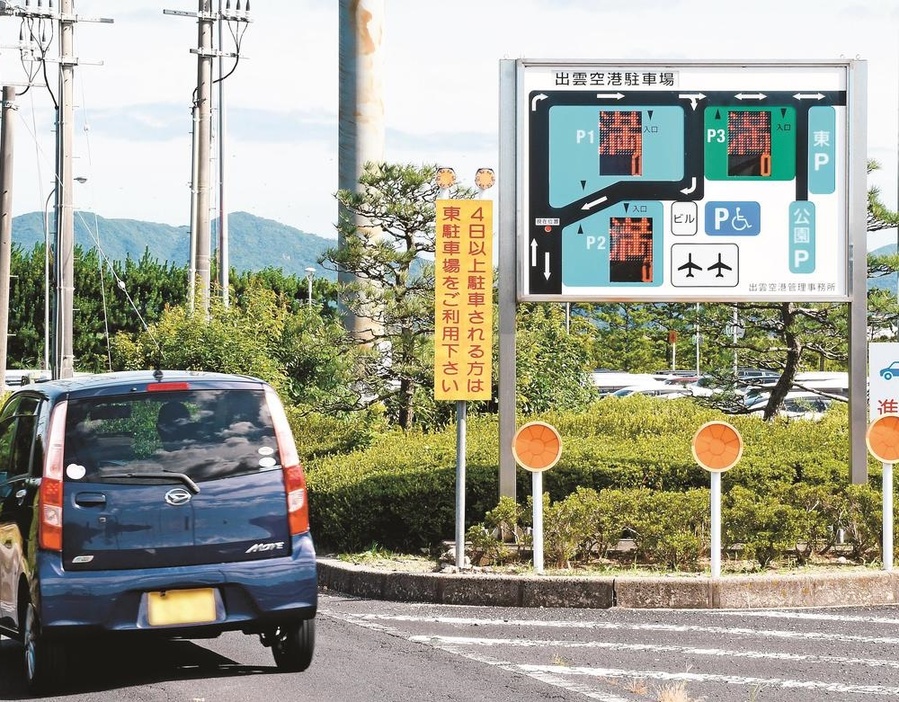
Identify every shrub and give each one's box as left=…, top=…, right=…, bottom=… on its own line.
left=724, top=485, right=805, bottom=567
left=305, top=397, right=891, bottom=572
left=840, top=483, right=883, bottom=563
left=534, top=491, right=582, bottom=568
left=626, top=489, right=708, bottom=570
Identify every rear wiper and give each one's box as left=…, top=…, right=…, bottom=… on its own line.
left=100, top=471, right=200, bottom=494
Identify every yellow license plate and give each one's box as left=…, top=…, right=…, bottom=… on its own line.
left=147, top=588, right=217, bottom=626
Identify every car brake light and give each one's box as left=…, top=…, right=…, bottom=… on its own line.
left=265, top=388, right=309, bottom=535
left=147, top=382, right=190, bottom=392
left=40, top=401, right=68, bottom=551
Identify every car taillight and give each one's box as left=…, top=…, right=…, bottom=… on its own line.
left=40, top=401, right=68, bottom=551
left=265, top=388, right=309, bottom=535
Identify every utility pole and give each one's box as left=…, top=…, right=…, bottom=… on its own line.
left=217, top=0, right=228, bottom=307
left=165, top=1, right=249, bottom=313
left=54, top=0, right=75, bottom=379
left=165, top=1, right=214, bottom=315
left=0, top=2, right=110, bottom=379
left=194, top=0, right=214, bottom=315
left=0, top=87, right=15, bottom=389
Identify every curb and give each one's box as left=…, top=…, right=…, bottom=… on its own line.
left=317, top=558, right=899, bottom=609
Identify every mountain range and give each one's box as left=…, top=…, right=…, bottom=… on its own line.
left=10, top=211, right=337, bottom=279
left=11, top=211, right=898, bottom=293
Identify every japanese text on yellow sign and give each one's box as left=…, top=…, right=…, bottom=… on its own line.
left=434, top=199, right=494, bottom=401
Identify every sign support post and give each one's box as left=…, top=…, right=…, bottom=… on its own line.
left=710, top=471, right=722, bottom=577
left=865, top=414, right=899, bottom=571
left=512, top=421, right=562, bottom=574
left=884, top=462, right=893, bottom=572
left=531, top=470, right=544, bottom=573
left=692, top=421, right=743, bottom=578
left=454, top=400, right=467, bottom=568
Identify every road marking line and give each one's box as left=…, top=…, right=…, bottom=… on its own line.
left=519, top=664, right=899, bottom=696
left=407, top=634, right=899, bottom=670
left=331, top=612, right=899, bottom=645
left=320, top=607, right=631, bottom=701
left=719, top=609, right=899, bottom=625
left=322, top=606, right=899, bottom=699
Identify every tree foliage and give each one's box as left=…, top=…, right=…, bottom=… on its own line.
left=322, top=162, right=471, bottom=429
left=2, top=158, right=896, bottom=431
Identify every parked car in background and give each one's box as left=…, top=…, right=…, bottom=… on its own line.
left=735, top=367, right=780, bottom=384
left=609, top=383, right=693, bottom=399
left=0, top=370, right=317, bottom=692
left=747, top=391, right=837, bottom=421
left=741, top=371, right=849, bottom=407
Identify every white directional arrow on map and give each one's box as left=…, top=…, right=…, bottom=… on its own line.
left=581, top=196, right=608, bottom=211
left=544, top=252, right=551, bottom=280
left=595, top=92, right=625, bottom=101
left=530, top=239, right=538, bottom=267
left=531, top=93, right=548, bottom=111
left=678, top=92, right=706, bottom=110
left=793, top=92, right=825, bottom=101
left=735, top=92, right=767, bottom=101
left=680, top=178, right=697, bottom=195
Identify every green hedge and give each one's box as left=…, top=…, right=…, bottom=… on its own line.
left=303, top=395, right=884, bottom=565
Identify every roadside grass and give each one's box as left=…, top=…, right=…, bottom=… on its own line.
left=656, top=681, right=698, bottom=701
left=332, top=547, right=882, bottom=578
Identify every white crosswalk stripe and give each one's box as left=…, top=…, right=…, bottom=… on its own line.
left=319, top=596, right=899, bottom=700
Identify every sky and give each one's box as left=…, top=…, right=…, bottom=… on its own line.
left=0, top=0, right=897, bottom=250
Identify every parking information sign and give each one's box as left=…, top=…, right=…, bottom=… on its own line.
left=514, top=60, right=864, bottom=302
left=870, top=343, right=899, bottom=420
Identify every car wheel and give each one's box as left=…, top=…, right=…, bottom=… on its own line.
left=885, top=372, right=894, bottom=380
left=271, top=618, right=315, bottom=672
left=23, top=600, right=67, bottom=693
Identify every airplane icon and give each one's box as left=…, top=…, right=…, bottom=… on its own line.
left=677, top=253, right=702, bottom=277
left=707, top=254, right=732, bottom=278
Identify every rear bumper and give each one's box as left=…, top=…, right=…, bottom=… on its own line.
left=35, top=533, right=317, bottom=638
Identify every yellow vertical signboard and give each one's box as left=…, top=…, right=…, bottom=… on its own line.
left=434, top=199, right=494, bottom=401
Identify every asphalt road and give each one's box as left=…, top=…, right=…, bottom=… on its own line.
left=4, top=594, right=899, bottom=701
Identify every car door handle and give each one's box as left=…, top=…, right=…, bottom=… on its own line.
left=74, top=492, right=107, bottom=507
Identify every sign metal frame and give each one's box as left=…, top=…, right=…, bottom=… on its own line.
left=510, top=59, right=867, bottom=304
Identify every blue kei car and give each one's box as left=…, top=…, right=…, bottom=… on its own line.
left=0, top=370, right=317, bottom=692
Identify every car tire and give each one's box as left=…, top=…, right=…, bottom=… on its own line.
left=271, top=618, right=315, bottom=672
left=885, top=372, right=894, bottom=381
left=23, top=600, right=67, bottom=693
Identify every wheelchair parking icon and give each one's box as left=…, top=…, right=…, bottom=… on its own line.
left=704, top=201, right=760, bottom=236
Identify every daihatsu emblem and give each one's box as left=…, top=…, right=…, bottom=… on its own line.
left=164, top=488, right=192, bottom=506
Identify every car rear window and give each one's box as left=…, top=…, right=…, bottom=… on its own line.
left=63, top=389, right=279, bottom=483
